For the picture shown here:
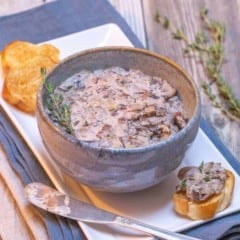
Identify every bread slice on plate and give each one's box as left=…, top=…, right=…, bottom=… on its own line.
left=1, top=41, right=60, bottom=113
left=173, top=169, right=235, bottom=220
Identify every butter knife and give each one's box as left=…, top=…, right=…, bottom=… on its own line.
left=25, top=182, right=201, bottom=240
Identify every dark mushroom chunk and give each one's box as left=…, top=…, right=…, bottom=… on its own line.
left=158, top=124, right=171, bottom=139
left=142, top=105, right=157, bottom=117
left=173, top=112, right=187, bottom=129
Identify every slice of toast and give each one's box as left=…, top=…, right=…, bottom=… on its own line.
left=173, top=170, right=235, bottom=220
left=1, top=40, right=60, bottom=113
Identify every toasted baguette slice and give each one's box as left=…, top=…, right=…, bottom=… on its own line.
left=1, top=40, right=60, bottom=113
left=173, top=170, right=235, bottom=220
left=1, top=41, right=59, bottom=69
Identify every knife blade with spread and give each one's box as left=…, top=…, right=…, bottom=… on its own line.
left=25, top=182, right=201, bottom=240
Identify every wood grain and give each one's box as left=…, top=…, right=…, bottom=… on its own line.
left=108, top=0, right=146, bottom=46
left=142, top=0, right=240, bottom=161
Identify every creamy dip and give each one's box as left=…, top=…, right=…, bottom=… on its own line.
left=176, top=162, right=227, bottom=202
left=55, top=67, right=187, bottom=148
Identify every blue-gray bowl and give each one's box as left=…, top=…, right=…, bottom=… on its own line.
left=36, top=47, right=201, bottom=192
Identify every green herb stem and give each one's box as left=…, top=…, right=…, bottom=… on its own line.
left=41, top=67, right=73, bottom=134
left=154, top=7, right=240, bottom=123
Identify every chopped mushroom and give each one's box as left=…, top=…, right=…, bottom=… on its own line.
left=143, top=105, right=157, bottom=117
left=158, top=124, right=171, bottom=139
left=127, top=103, right=147, bottom=112
left=173, top=112, right=187, bottom=129
left=161, top=81, right=177, bottom=99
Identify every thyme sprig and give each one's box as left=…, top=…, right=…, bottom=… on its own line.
left=40, top=67, right=73, bottom=134
left=155, top=7, right=240, bottom=123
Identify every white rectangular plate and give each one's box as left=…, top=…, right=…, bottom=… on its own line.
left=1, top=23, right=240, bottom=240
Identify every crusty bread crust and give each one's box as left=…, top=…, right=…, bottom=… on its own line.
left=1, top=41, right=60, bottom=113
left=173, top=170, right=235, bottom=220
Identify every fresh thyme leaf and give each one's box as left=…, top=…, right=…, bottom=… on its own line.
left=154, top=11, right=161, bottom=23
left=40, top=66, right=47, bottom=77
left=162, top=16, right=170, bottom=29
left=200, top=6, right=208, bottom=19
left=195, top=32, right=207, bottom=45
left=199, top=161, right=204, bottom=173
left=46, top=81, right=55, bottom=94
left=172, top=29, right=185, bottom=40
left=204, top=175, right=211, bottom=182
left=202, top=83, right=216, bottom=101
left=154, top=12, right=169, bottom=29
left=41, top=67, right=73, bottom=134
left=180, top=179, right=187, bottom=190
left=154, top=6, right=240, bottom=123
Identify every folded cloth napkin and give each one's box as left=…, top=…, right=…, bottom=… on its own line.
left=0, top=0, right=240, bottom=239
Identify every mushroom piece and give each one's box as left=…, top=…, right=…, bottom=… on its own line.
left=124, top=112, right=140, bottom=121
left=173, top=112, right=187, bottom=129
left=161, top=81, right=177, bottom=99
left=177, top=166, right=201, bottom=180
left=158, top=124, right=171, bottom=139
left=142, top=105, right=157, bottom=117
left=127, top=103, right=147, bottom=112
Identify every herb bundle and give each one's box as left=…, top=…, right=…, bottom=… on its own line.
left=155, top=7, right=240, bottom=123
left=40, top=67, right=73, bottom=134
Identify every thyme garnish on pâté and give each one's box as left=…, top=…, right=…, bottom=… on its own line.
left=155, top=7, right=240, bottom=123
left=40, top=67, right=73, bottom=134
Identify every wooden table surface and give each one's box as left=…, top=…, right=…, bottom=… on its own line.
left=0, top=0, right=239, bottom=239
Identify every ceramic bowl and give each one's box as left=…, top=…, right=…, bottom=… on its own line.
left=36, top=47, right=201, bottom=192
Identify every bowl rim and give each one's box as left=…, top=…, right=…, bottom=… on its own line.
left=37, top=46, right=201, bottom=153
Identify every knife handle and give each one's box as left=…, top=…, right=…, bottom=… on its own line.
left=114, top=216, right=202, bottom=240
